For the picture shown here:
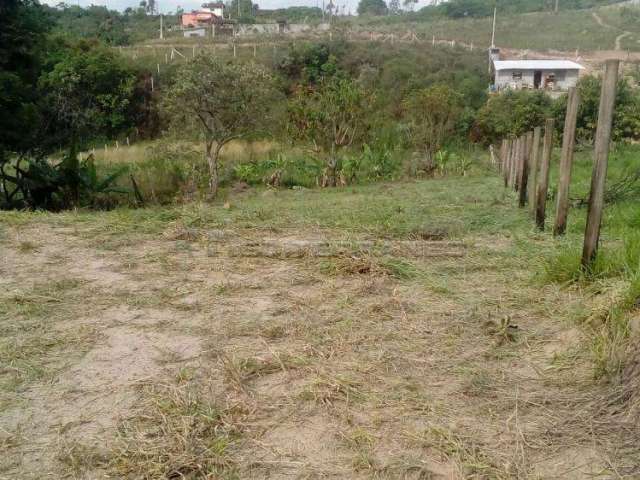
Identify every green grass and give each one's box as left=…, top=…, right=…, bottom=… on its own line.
left=355, top=3, right=639, bottom=51
left=3, top=142, right=640, bottom=381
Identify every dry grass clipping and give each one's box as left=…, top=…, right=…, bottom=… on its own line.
left=108, top=383, right=242, bottom=479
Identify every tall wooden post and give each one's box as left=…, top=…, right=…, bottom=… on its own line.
left=518, top=131, right=533, bottom=207
left=500, top=139, right=508, bottom=173
left=536, top=118, right=555, bottom=230
left=515, top=135, right=526, bottom=192
left=510, top=137, right=520, bottom=189
left=553, top=86, right=581, bottom=236
left=528, top=126, right=542, bottom=213
left=503, top=139, right=512, bottom=187
left=582, top=59, right=619, bottom=269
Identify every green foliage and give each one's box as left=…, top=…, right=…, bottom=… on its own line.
left=357, top=0, right=389, bottom=16
left=44, top=4, right=179, bottom=46
left=255, top=6, right=323, bottom=23
left=38, top=40, right=139, bottom=150
left=475, top=90, right=554, bottom=144
left=227, top=0, right=259, bottom=21
left=428, top=0, right=625, bottom=19
left=278, top=43, right=339, bottom=89
left=163, top=56, right=278, bottom=196
left=554, top=75, right=640, bottom=143
left=0, top=151, right=127, bottom=210
left=0, top=0, right=51, bottom=162
left=288, top=76, right=371, bottom=186
left=403, top=84, right=464, bottom=156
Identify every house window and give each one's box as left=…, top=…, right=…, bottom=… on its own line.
left=512, top=72, right=522, bottom=80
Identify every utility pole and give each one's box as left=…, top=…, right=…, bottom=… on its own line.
left=554, top=0, right=559, bottom=13
left=238, top=0, right=241, bottom=19
left=159, top=14, right=163, bottom=40
left=491, top=6, right=497, bottom=48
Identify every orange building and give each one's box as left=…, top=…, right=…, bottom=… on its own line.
left=181, top=3, right=224, bottom=27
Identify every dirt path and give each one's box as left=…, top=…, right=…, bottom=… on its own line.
left=592, top=11, right=632, bottom=50
left=0, top=215, right=637, bottom=478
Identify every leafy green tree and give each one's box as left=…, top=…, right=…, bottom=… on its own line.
left=38, top=41, right=139, bottom=150
left=388, top=0, right=401, bottom=14
left=403, top=0, right=418, bottom=11
left=0, top=0, right=50, bottom=164
left=278, top=43, right=338, bottom=90
left=403, top=85, right=463, bottom=173
left=1, top=34, right=140, bottom=210
left=227, top=0, right=258, bottom=21
left=357, top=0, right=388, bottom=16
left=474, top=90, right=553, bottom=145
left=288, top=77, right=370, bottom=186
left=163, top=56, right=277, bottom=198
left=554, top=75, right=640, bottom=143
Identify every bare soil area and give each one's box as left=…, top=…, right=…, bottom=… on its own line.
left=0, top=209, right=637, bottom=478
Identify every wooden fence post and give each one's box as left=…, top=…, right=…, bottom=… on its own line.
left=518, top=131, right=533, bottom=208
left=509, top=137, right=519, bottom=189
left=536, top=118, right=555, bottom=230
left=553, top=86, right=581, bottom=236
left=582, top=59, right=619, bottom=269
left=500, top=139, right=507, bottom=172
left=528, top=126, right=542, bottom=213
left=515, top=135, right=526, bottom=192
left=503, top=139, right=511, bottom=187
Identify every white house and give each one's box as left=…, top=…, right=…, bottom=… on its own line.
left=491, top=59, right=585, bottom=93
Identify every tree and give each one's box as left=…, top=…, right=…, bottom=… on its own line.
left=474, top=89, right=553, bottom=145
left=554, top=75, right=640, bottom=143
left=0, top=0, right=50, bottom=164
left=388, top=0, right=401, bottom=14
left=288, top=77, right=370, bottom=187
left=38, top=41, right=139, bottom=150
left=403, top=0, right=418, bottom=11
left=163, top=56, right=277, bottom=198
left=1, top=39, right=140, bottom=210
left=357, top=0, right=388, bottom=16
left=403, top=85, right=463, bottom=173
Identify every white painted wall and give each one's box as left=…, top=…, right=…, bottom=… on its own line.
left=495, top=68, right=580, bottom=91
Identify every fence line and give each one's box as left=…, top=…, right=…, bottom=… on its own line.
left=492, top=60, right=619, bottom=270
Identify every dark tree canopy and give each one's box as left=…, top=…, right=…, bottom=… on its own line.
left=357, top=0, right=389, bottom=16
left=0, top=0, right=51, bottom=160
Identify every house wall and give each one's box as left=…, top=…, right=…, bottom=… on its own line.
left=235, top=22, right=330, bottom=36
left=495, top=69, right=580, bottom=91
left=184, top=28, right=206, bottom=37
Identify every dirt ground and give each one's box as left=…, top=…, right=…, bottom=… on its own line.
left=0, top=207, right=637, bottom=479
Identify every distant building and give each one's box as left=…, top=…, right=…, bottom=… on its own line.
left=184, top=28, right=206, bottom=37
left=181, top=3, right=224, bottom=28
left=489, top=48, right=584, bottom=93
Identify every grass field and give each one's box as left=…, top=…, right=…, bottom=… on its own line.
left=1, top=143, right=639, bottom=478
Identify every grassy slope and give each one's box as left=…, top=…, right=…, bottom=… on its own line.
left=353, top=3, right=640, bottom=52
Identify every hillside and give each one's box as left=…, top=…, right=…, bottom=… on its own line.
left=354, top=2, right=640, bottom=52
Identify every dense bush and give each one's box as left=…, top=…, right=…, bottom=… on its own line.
left=554, top=76, right=640, bottom=143
left=474, top=90, right=554, bottom=144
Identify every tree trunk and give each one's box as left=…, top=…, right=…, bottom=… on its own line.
left=326, top=156, right=338, bottom=187
left=423, top=148, right=436, bottom=175
left=323, top=146, right=338, bottom=188
left=206, top=141, right=220, bottom=200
